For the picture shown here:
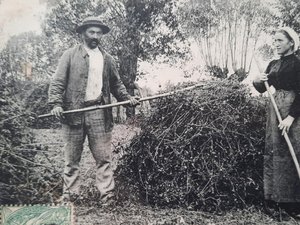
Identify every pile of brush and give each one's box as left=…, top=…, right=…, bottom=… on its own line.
left=117, top=79, right=266, bottom=212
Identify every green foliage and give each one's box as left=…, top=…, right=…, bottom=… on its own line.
left=205, top=66, right=228, bottom=79
left=0, top=32, right=56, bottom=81
left=24, top=82, right=60, bottom=129
left=277, top=0, right=300, bottom=33
left=0, top=76, right=33, bottom=146
left=117, top=79, right=266, bottom=212
left=0, top=75, right=60, bottom=204
left=229, top=68, right=248, bottom=82
left=114, top=0, right=189, bottom=86
left=122, top=0, right=188, bottom=60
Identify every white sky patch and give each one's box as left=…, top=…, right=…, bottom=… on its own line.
left=0, top=0, right=46, bottom=48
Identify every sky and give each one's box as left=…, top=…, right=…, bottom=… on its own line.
left=0, top=0, right=46, bottom=48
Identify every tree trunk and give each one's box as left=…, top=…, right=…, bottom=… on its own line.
left=117, top=0, right=140, bottom=119
left=118, top=46, right=138, bottom=118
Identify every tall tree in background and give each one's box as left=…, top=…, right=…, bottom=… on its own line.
left=277, top=0, right=300, bottom=33
left=104, top=0, right=187, bottom=116
left=180, top=0, right=274, bottom=81
left=0, top=32, right=56, bottom=81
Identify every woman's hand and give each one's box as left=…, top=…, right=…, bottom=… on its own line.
left=253, top=73, right=268, bottom=84
left=253, top=73, right=269, bottom=83
left=278, top=115, right=295, bottom=135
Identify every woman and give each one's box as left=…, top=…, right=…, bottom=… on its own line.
left=253, top=27, right=300, bottom=217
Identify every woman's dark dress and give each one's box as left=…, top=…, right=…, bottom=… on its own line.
left=253, top=54, right=300, bottom=202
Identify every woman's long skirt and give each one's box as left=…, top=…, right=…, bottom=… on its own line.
left=264, top=89, right=300, bottom=202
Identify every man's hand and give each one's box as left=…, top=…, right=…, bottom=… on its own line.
left=51, top=106, right=64, bottom=119
left=278, top=115, right=295, bottom=135
left=129, top=96, right=140, bottom=107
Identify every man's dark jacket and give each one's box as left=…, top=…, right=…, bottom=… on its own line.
left=48, top=44, right=130, bottom=132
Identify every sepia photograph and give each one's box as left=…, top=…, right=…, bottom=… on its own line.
left=1, top=0, right=300, bottom=224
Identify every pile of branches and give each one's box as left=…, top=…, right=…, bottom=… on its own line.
left=117, top=79, right=266, bottom=212
left=0, top=75, right=60, bottom=204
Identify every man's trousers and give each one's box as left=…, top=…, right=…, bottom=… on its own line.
left=62, top=109, right=114, bottom=199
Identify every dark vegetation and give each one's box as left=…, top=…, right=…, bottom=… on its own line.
left=117, top=79, right=266, bottom=212
left=24, top=82, right=60, bottom=129
left=0, top=76, right=60, bottom=204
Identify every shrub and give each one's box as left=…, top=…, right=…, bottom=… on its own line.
left=116, top=79, right=266, bottom=212
left=24, top=82, right=60, bottom=129
left=205, top=65, right=228, bottom=79
left=0, top=75, right=60, bottom=204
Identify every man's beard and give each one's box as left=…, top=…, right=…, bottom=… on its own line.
left=88, top=38, right=99, bottom=49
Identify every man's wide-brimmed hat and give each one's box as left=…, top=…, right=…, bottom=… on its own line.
left=76, top=16, right=110, bottom=34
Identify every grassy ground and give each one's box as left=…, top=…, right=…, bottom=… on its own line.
left=33, top=124, right=300, bottom=225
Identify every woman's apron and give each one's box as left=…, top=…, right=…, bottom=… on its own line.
left=264, top=89, right=300, bottom=202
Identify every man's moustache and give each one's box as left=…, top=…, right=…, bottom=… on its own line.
left=90, top=39, right=99, bottom=44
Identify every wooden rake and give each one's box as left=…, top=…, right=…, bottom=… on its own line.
left=38, top=83, right=203, bottom=119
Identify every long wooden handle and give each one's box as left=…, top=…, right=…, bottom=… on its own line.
left=264, top=81, right=300, bottom=179
left=38, top=83, right=202, bottom=119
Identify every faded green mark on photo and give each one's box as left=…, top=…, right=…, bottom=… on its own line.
left=1, top=205, right=73, bottom=225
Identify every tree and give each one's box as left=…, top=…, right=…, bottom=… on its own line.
left=277, top=0, right=300, bottom=33
left=0, top=32, right=56, bottom=81
left=104, top=0, right=188, bottom=116
left=179, top=0, right=275, bottom=81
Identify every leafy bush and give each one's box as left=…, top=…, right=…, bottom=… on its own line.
left=24, top=82, right=60, bottom=129
left=117, top=79, right=266, bottom=212
left=0, top=75, right=60, bottom=204
left=205, top=65, right=228, bottom=79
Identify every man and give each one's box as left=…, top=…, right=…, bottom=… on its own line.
left=48, top=16, right=139, bottom=203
